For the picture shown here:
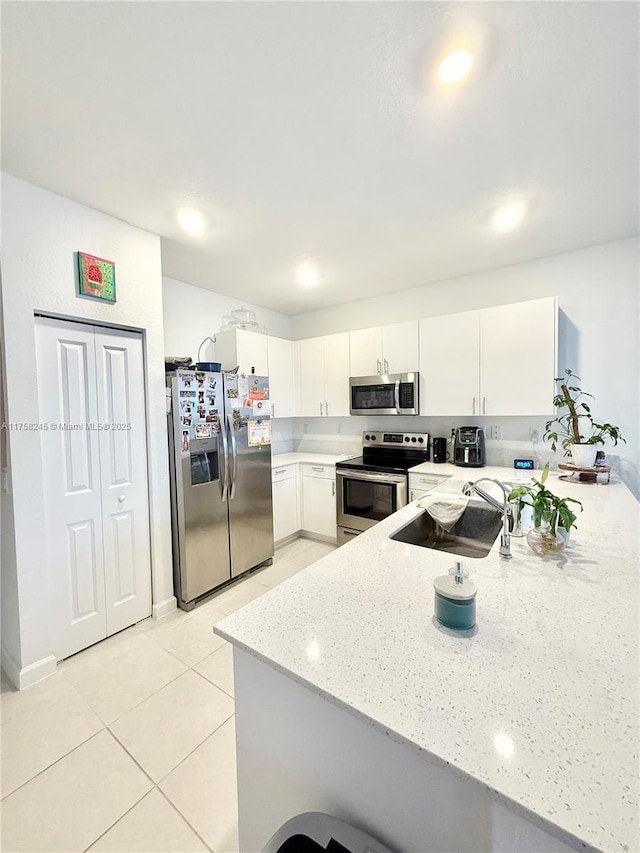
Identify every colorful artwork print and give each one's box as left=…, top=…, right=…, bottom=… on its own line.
left=77, top=252, right=116, bottom=302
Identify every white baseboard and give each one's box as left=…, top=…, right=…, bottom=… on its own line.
left=299, top=530, right=338, bottom=545
left=1, top=648, right=57, bottom=690
left=152, top=596, right=177, bottom=620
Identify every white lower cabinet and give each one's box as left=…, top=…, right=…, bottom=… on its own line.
left=300, top=464, right=337, bottom=541
left=272, top=464, right=298, bottom=543
left=408, top=472, right=450, bottom=502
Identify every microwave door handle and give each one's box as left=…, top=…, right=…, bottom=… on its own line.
left=220, top=420, right=230, bottom=502
left=394, top=380, right=401, bottom=413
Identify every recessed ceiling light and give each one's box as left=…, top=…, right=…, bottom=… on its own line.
left=296, top=262, right=320, bottom=288
left=437, top=50, right=474, bottom=84
left=491, top=201, right=527, bottom=233
left=177, top=209, right=206, bottom=237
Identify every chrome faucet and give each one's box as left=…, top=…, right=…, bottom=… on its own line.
left=462, top=478, right=512, bottom=560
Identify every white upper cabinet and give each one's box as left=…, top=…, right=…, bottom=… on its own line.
left=296, top=337, right=325, bottom=417
left=479, top=296, right=557, bottom=415
left=381, top=321, right=420, bottom=374
left=216, top=328, right=269, bottom=376
left=420, top=311, right=480, bottom=416
left=323, top=332, right=351, bottom=417
left=350, top=327, right=383, bottom=376
left=267, top=336, right=296, bottom=418
left=419, top=297, right=557, bottom=417
left=350, top=322, right=419, bottom=376
left=296, top=333, right=350, bottom=417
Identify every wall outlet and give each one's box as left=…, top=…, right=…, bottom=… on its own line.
left=490, top=425, right=503, bottom=440
left=530, top=427, right=540, bottom=442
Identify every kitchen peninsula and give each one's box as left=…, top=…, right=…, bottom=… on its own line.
left=216, top=466, right=639, bottom=853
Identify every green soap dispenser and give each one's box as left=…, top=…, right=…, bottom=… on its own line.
left=433, top=560, right=477, bottom=630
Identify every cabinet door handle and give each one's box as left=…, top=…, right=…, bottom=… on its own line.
left=325, top=401, right=329, bottom=416
left=274, top=468, right=287, bottom=474
left=376, top=359, right=381, bottom=374
left=472, top=396, right=476, bottom=414
left=332, top=481, right=335, bottom=497
left=311, top=466, right=325, bottom=472
left=272, top=403, right=275, bottom=418
left=320, top=402, right=323, bottom=416
left=482, top=396, right=487, bottom=415
left=384, top=358, right=389, bottom=373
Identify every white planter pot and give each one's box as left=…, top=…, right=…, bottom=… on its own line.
left=570, top=443, right=596, bottom=468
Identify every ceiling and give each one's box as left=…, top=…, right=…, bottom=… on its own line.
left=2, top=2, right=638, bottom=315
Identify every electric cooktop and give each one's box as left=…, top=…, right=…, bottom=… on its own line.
left=336, top=431, right=431, bottom=475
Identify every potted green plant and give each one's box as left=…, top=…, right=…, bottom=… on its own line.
left=543, top=369, right=626, bottom=468
left=508, top=464, right=583, bottom=556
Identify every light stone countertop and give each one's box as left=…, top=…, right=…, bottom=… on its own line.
left=217, top=465, right=639, bottom=853
left=271, top=451, right=357, bottom=468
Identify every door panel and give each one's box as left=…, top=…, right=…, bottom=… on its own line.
left=419, top=312, right=480, bottom=415
left=68, top=519, right=101, bottom=621
left=302, top=476, right=336, bottom=539
left=36, top=318, right=107, bottom=659
left=297, top=337, right=324, bottom=417
left=350, top=327, right=382, bottom=376
left=480, top=297, right=557, bottom=415
left=382, top=321, right=419, bottom=374
left=267, top=336, right=296, bottom=418
left=225, top=375, right=274, bottom=577
left=323, top=333, right=350, bottom=417
left=95, top=328, right=152, bottom=634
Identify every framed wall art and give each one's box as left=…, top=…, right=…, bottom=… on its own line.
left=77, top=251, right=116, bottom=302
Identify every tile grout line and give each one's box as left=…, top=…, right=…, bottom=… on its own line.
left=59, top=661, right=189, bottom=728
left=81, top=783, right=154, bottom=852
left=154, top=707, right=236, bottom=787
left=0, top=725, right=107, bottom=802
left=155, top=785, right=216, bottom=852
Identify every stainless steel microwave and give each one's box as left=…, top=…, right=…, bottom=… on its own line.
left=349, top=372, right=420, bottom=416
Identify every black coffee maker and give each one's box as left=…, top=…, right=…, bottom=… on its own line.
left=432, top=437, right=449, bottom=463
left=454, top=427, right=486, bottom=467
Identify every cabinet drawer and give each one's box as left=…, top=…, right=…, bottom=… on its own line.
left=408, top=473, right=449, bottom=491
left=272, top=464, right=297, bottom=483
left=301, top=463, right=335, bottom=480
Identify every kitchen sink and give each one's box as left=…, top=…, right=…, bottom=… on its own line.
left=390, top=500, right=503, bottom=558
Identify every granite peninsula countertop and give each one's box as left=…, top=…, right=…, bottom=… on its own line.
left=216, top=466, right=639, bottom=853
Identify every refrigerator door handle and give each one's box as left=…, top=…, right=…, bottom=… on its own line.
left=227, top=413, right=238, bottom=500
left=220, top=419, right=230, bottom=502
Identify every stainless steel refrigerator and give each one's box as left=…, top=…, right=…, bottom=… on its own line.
left=167, top=369, right=274, bottom=610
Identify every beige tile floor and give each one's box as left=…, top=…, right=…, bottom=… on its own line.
left=0, top=538, right=336, bottom=853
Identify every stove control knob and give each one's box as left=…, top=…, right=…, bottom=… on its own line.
left=371, top=435, right=376, bottom=440
left=364, top=434, right=370, bottom=441
left=404, top=436, right=410, bottom=442
left=418, top=437, right=424, bottom=443
left=411, top=437, right=417, bottom=443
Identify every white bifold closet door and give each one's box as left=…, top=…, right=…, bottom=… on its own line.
left=35, top=317, right=152, bottom=660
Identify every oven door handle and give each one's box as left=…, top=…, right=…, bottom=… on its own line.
left=338, top=470, right=406, bottom=486
left=394, top=380, right=401, bottom=413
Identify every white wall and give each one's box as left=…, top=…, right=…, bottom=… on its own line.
left=0, top=174, right=175, bottom=687
left=291, top=239, right=640, bottom=496
left=162, top=276, right=292, bottom=363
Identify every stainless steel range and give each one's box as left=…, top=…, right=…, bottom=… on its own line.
left=336, top=430, right=430, bottom=546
